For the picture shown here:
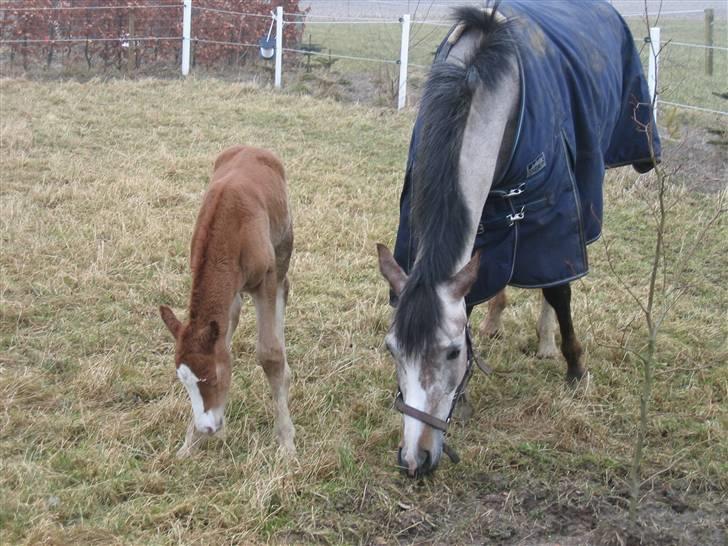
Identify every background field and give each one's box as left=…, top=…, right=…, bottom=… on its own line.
left=0, top=75, right=726, bottom=545
left=2, top=3, right=726, bottom=114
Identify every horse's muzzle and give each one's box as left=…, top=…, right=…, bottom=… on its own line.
left=398, top=447, right=436, bottom=478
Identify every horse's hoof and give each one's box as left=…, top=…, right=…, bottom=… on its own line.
left=453, top=396, right=473, bottom=422
left=480, top=322, right=503, bottom=339
left=566, top=369, right=588, bottom=384
left=536, top=346, right=560, bottom=359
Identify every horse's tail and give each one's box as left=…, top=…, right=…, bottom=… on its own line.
left=410, top=5, right=513, bottom=285
left=394, top=6, right=514, bottom=356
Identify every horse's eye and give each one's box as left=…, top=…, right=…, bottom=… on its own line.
left=446, top=348, right=461, bottom=360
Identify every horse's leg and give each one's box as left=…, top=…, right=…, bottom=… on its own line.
left=252, top=270, right=295, bottom=454
left=479, top=288, right=507, bottom=338
left=542, top=283, right=586, bottom=381
left=536, top=294, right=560, bottom=358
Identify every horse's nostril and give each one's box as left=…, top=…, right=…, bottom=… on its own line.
left=397, top=447, right=406, bottom=470
left=422, top=450, right=432, bottom=470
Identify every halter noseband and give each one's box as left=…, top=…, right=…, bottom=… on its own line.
left=393, top=325, right=490, bottom=464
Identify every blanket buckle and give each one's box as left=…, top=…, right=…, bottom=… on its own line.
left=506, top=207, right=525, bottom=226
left=504, top=183, right=525, bottom=198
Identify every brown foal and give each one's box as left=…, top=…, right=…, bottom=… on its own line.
left=160, top=145, right=295, bottom=457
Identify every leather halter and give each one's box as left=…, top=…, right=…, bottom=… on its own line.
left=393, top=326, right=490, bottom=464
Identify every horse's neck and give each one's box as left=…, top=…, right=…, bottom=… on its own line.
left=453, top=61, right=520, bottom=273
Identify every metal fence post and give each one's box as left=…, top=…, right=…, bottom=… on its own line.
left=274, top=6, right=283, bottom=88
left=647, top=26, right=660, bottom=121
left=181, top=0, right=192, bottom=76
left=397, top=13, right=411, bottom=111
left=704, top=8, right=714, bottom=76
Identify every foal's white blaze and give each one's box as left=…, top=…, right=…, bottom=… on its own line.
left=177, top=363, right=224, bottom=433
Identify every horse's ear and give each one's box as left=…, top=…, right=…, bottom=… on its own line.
left=449, top=250, right=481, bottom=299
left=376, top=243, right=407, bottom=296
left=199, top=320, right=219, bottom=352
left=160, top=305, right=182, bottom=338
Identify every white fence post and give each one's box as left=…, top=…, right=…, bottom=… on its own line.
left=181, top=0, right=192, bottom=76
left=398, top=13, right=411, bottom=111
left=647, top=26, right=660, bottom=121
left=274, top=6, right=283, bottom=88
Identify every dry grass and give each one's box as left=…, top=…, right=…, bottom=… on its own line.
left=0, top=77, right=726, bottom=545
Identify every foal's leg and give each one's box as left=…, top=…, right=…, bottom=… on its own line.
left=479, top=288, right=507, bottom=338
left=252, top=271, right=295, bottom=454
left=542, top=284, right=586, bottom=381
left=226, top=293, right=243, bottom=351
left=536, top=294, right=560, bottom=359
left=177, top=420, right=210, bottom=458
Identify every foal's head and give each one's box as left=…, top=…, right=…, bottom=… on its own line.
left=159, top=306, right=231, bottom=435
left=377, top=244, right=480, bottom=477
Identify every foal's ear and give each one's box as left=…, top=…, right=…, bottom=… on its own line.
left=199, top=320, right=219, bottom=352
left=449, top=250, right=481, bottom=299
left=159, top=305, right=182, bottom=338
left=376, top=243, right=407, bottom=296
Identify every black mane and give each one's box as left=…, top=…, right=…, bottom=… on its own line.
left=394, top=4, right=515, bottom=357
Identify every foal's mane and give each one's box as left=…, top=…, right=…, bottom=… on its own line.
left=188, top=183, right=225, bottom=321
left=394, top=5, right=515, bottom=357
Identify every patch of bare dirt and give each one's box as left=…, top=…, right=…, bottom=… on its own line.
left=660, top=116, right=727, bottom=194
left=386, top=475, right=727, bottom=546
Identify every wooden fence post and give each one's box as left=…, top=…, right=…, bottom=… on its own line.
left=704, top=8, right=714, bottom=76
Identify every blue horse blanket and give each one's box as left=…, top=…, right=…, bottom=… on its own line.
left=394, top=0, right=661, bottom=305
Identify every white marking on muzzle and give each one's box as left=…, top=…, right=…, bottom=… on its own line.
left=400, top=362, right=430, bottom=469
left=177, top=363, right=224, bottom=434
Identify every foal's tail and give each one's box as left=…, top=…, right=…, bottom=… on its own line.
left=410, top=5, right=514, bottom=285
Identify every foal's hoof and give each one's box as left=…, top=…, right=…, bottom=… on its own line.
left=176, top=445, right=195, bottom=459
left=276, top=422, right=297, bottom=456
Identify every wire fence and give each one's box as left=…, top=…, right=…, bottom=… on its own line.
left=0, top=2, right=725, bottom=115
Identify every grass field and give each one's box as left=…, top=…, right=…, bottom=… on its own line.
left=1, top=78, right=726, bottom=545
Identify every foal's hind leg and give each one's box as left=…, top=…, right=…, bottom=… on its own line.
left=479, top=289, right=507, bottom=338
left=536, top=294, right=560, bottom=359
left=542, top=284, right=586, bottom=381
left=252, top=271, right=295, bottom=454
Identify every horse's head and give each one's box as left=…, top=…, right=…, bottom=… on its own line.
left=159, top=306, right=231, bottom=435
left=377, top=244, right=480, bottom=478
